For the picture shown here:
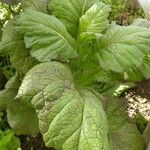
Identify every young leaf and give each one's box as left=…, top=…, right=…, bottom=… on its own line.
left=0, top=76, right=39, bottom=135
left=49, top=0, right=101, bottom=38
left=17, top=9, right=77, bottom=62
left=16, top=62, right=110, bottom=150
left=79, top=2, right=111, bottom=38
left=97, top=26, right=150, bottom=73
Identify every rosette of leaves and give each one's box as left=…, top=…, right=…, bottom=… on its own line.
left=0, top=0, right=150, bottom=149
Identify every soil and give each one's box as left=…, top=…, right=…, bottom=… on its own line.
left=0, top=70, right=7, bottom=90
left=132, top=79, right=150, bottom=101
left=19, top=134, right=55, bottom=150
left=126, top=79, right=150, bottom=120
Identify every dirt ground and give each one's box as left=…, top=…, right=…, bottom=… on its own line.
left=126, top=80, right=150, bottom=120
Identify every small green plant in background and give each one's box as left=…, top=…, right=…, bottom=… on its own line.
left=102, top=0, right=144, bottom=24
left=0, top=130, right=20, bottom=150
left=0, top=111, right=20, bottom=150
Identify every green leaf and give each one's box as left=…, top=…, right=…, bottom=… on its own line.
left=109, top=123, right=145, bottom=150
left=79, top=2, right=111, bottom=38
left=0, top=20, right=22, bottom=55
left=128, top=18, right=150, bottom=81
left=96, top=69, right=122, bottom=83
left=0, top=130, right=20, bottom=150
left=147, top=143, right=150, bottom=150
left=17, top=9, right=77, bottom=62
left=7, top=101, right=39, bottom=135
left=0, top=20, right=38, bottom=74
left=16, top=62, right=110, bottom=150
left=9, top=43, right=38, bottom=75
left=0, top=75, right=21, bottom=108
left=124, top=68, right=144, bottom=82
left=141, top=56, right=150, bottom=79
left=143, top=122, right=150, bottom=148
left=131, top=18, right=150, bottom=28
left=0, top=76, right=39, bottom=135
left=124, top=56, right=150, bottom=82
left=49, top=0, right=101, bottom=38
left=97, top=26, right=150, bottom=73
left=21, top=0, right=48, bottom=13
left=0, top=28, right=2, bottom=41
left=106, top=98, right=128, bottom=131
left=105, top=98, right=145, bottom=150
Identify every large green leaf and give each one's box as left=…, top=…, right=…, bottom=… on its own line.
left=0, top=20, right=38, bottom=74
left=49, top=0, right=101, bottom=38
left=79, top=2, right=111, bottom=39
left=0, top=76, right=39, bottom=135
left=105, top=98, right=145, bottom=150
left=97, top=26, right=150, bottom=73
left=124, top=19, right=150, bottom=82
left=16, top=62, right=110, bottom=150
left=17, top=9, right=77, bottom=62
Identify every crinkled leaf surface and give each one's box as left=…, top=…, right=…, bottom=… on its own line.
left=0, top=76, right=39, bottom=135
left=125, top=20, right=150, bottom=81
left=17, top=9, right=77, bottom=62
left=97, top=26, right=150, bottom=73
left=49, top=0, right=101, bottom=38
left=105, top=98, right=145, bottom=150
left=21, top=0, right=48, bottom=13
left=0, top=20, right=38, bottom=74
left=16, top=62, right=110, bottom=150
left=79, top=2, right=111, bottom=38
